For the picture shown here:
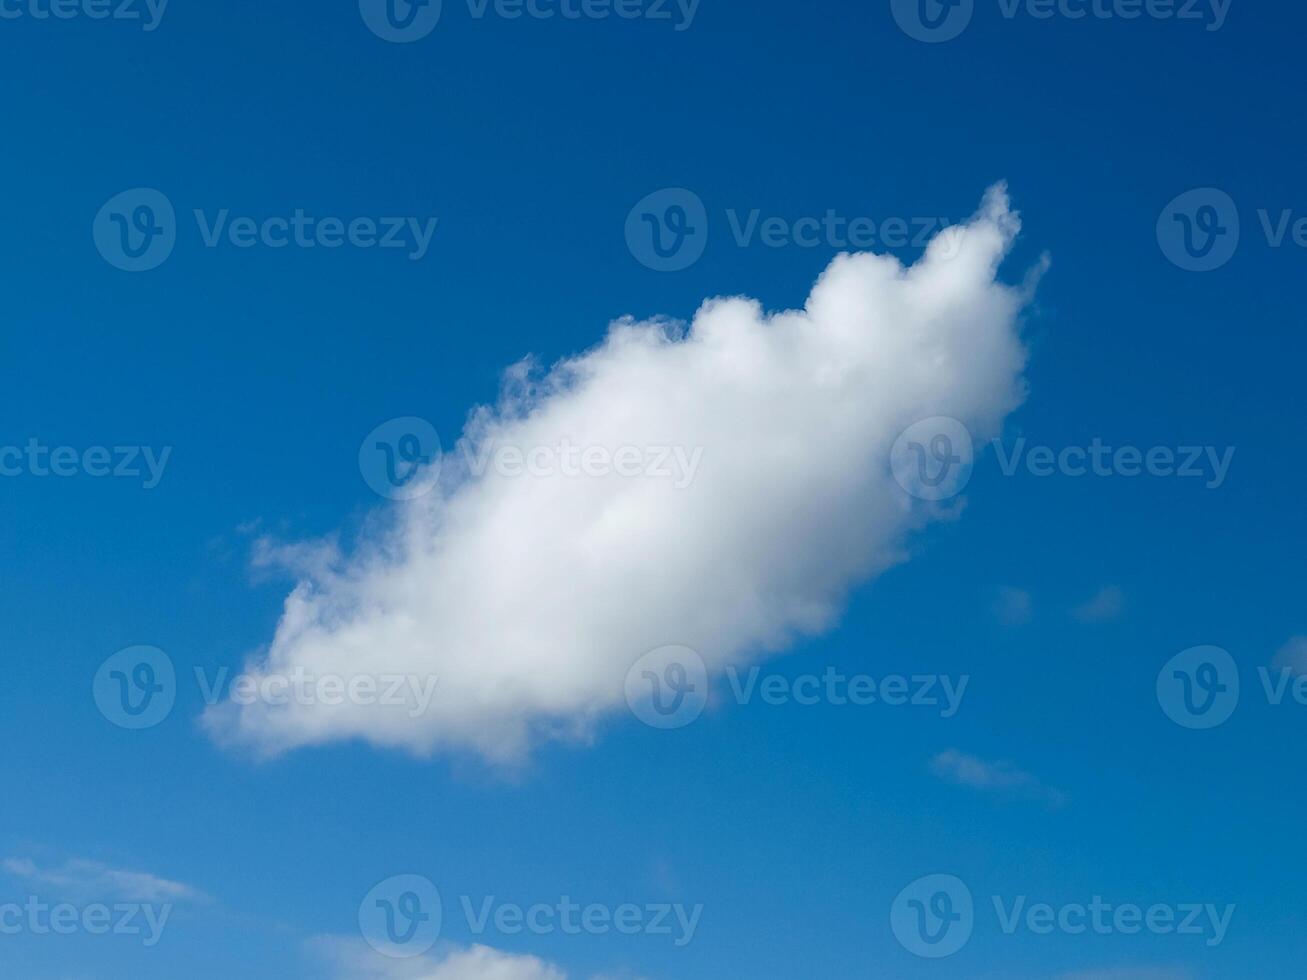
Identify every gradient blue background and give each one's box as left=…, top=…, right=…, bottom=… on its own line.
left=1, top=0, right=1304, bottom=976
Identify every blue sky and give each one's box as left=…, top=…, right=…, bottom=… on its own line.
left=2, top=0, right=1306, bottom=977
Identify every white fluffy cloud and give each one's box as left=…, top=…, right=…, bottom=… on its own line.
left=205, top=185, right=1038, bottom=762
left=311, top=938, right=568, bottom=980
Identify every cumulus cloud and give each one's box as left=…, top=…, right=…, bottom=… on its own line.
left=931, top=749, right=1068, bottom=807
left=1, top=856, right=206, bottom=904
left=310, top=937, right=568, bottom=980
left=206, top=185, right=1039, bottom=762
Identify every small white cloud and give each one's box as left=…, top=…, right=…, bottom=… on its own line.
left=2, top=856, right=206, bottom=904
left=1072, top=585, right=1125, bottom=623
left=207, top=185, right=1039, bottom=763
left=931, top=749, right=1067, bottom=807
left=310, top=936, right=570, bottom=980
left=1273, top=635, right=1307, bottom=675
left=993, top=586, right=1033, bottom=626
